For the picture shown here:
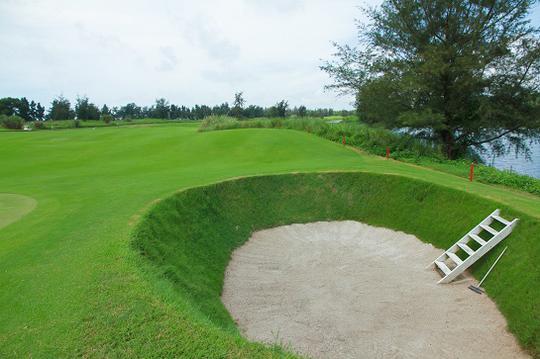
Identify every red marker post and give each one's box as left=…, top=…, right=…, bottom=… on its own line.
left=342, top=136, right=346, bottom=145
left=469, top=162, right=475, bottom=182
left=386, top=147, right=390, bottom=159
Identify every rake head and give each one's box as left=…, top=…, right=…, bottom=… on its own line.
left=468, top=285, right=484, bottom=294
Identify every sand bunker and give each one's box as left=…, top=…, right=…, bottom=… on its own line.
left=222, top=221, right=527, bottom=358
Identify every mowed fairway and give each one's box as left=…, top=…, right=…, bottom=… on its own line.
left=0, top=123, right=538, bottom=357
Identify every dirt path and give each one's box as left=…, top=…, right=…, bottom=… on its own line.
left=222, top=221, right=528, bottom=359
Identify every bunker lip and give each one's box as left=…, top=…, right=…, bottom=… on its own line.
left=222, top=221, right=528, bottom=359
left=0, top=193, right=37, bottom=230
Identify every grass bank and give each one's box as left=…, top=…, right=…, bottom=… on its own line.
left=199, top=116, right=540, bottom=196
left=133, top=172, right=539, bottom=357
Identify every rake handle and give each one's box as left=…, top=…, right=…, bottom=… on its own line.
left=478, top=246, right=508, bottom=287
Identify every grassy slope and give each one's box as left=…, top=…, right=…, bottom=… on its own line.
left=0, top=124, right=538, bottom=357
left=133, top=172, right=540, bottom=356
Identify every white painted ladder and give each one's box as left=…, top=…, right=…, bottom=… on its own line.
left=429, top=209, right=518, bottom=284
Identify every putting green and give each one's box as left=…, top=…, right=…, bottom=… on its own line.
left=0, top=193, right=36, bottom=230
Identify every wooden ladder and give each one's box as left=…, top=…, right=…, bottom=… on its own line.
left=429, top=209, right=518, bottom=284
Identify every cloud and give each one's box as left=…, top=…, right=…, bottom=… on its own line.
left=156, top=46, right=179, bottom=72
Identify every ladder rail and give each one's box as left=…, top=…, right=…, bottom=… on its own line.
left=428, top=209, right=518, bottom=284
left=427, top=209, right=500, bottom=268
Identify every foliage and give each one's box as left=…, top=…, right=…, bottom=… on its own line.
left=151, top=98, right=170, bottom=119
left=75, top=96, right=100, bottom=120
left=297, top=105, right=307, bottom=117
left=33, top=121, right=45, bottom=129
left=48, top=95, right=74, bottom=120
left=0, top=97, right=45, bottom=121
left=322, top=0, right=540, bottom=159
left=101, top=114, right=114, bottom=124
left=73, top=119, right=81, bottom=128
left=267, top=100, right=289, bottom=117
left=100, top=104, right=111, bottom=116
left=230, top=92, right=245, bottom=118
left=2, top=95, right=349, bottom=122
left=0, top=114, right=24, bottom=129
left=199, top=115, right=239, bottom=131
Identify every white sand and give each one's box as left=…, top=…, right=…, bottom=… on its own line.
left=222, top=221, right=528, bottom=359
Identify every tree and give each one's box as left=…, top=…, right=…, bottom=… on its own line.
left=297, top=105, right=307, bottom=117
left=117, top=103, right=142, bottom=119
left=75, top=96, right=100, bottom=120
left=17, top=98, right=31, bottom=121
left=212, top=102, right=230, bottom=116
left=230, top=92, right=245, bottom=118
left=101, top=104, right=111, bottom=116
left=36, top=103, right=45, bottom=121
left=48, top=96, right=74, bottom=120
left=29, top=101, right=37, bottom=121
left=0, top=97, right=21, bottom=117
left=152, top=98, right=170, bottom=119
left=243, top=105, right=264, bottom=118
left=274, top=100, right=289, bottom=117
left=192, top=104, right=212, bottom=119
left=322, top=0, right=540, bottom=159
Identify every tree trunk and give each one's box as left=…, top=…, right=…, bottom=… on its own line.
left=439, top=129, right=460, bottom=159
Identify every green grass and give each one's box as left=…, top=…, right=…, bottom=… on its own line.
left=199, top=116, right=540, bottom=196
left=0, top=194, right=36, bottom=229
left=133, top=172, right=540, bottom=356
left=0, top=123, right=539, bottom=357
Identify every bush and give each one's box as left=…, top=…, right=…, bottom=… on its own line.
left=33, top=121, right=45, bottom=129
left=73, top=120, right=81, bottom=128
left=101, top=114, right=114, bottom=124
left=199, top=115, right=239, bottom=132
left=0, top=115, right=25, bottom=129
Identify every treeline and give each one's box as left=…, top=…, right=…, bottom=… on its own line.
left=0, top=93, right=353, bottom=123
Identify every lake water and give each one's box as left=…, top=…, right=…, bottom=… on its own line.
left=483, top=141, right=540, bottom=179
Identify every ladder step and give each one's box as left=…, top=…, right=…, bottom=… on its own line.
left=447, top=252, right=463, bottom=266
left=457, top=242, right=475, bottom=256
left=431, top=210, right=518, bottom=284
left=434, top=260, right=451, bottom=275
left=492, top=215, right=511, bottom=226
left=469, top=233, right=487, bottom=246
left=480, top=224, right=499, bottom=236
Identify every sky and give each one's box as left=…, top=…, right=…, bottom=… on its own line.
left=1, top=0, right=539, bottom=110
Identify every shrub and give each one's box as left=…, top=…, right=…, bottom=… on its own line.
left=101, top=114, right=114, bottom=124
left=73, top=120, right=81, bottom=128
left=33, top=121, right=45, bottom=129
left=199, top=115, right=238, bottom=132
left=0, top=115, right=25, bottom=129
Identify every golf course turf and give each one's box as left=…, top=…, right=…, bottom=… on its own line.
left=1, top=123, right=539, bottom=357
left=0, top=194, right=36, bottom=230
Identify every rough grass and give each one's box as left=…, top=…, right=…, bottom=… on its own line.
left=133, top=172, right=540, bottom=357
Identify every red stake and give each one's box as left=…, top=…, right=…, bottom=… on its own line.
left=342, top=136, right=346, bottom=145
left=386, top=147, right=390, bottom=159
left=469, top=162, right=475, bottom=182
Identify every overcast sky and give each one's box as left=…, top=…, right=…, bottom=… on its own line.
left=1, top=0, right=539, bottom=110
